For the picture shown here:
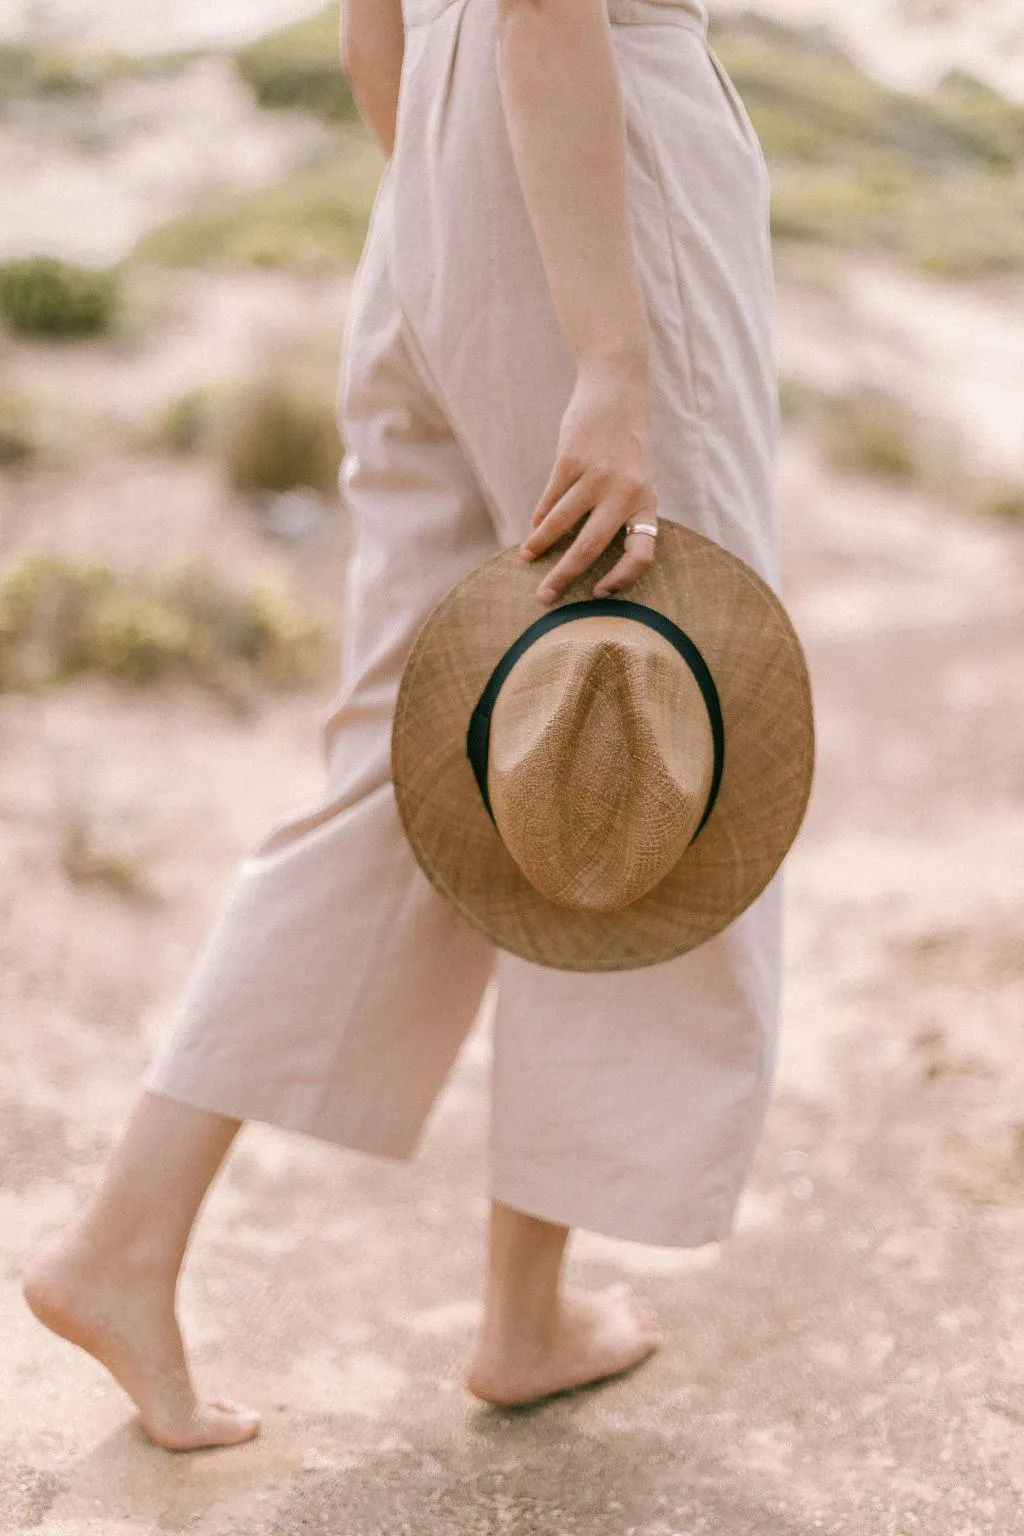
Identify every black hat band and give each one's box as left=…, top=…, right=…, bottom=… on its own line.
left=465, top=597, right=725, bottom=841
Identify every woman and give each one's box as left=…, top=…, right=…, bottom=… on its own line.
left=22, top=0, right=781, bottom=1451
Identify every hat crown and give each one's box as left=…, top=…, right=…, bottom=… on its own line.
left=487, top=617, right=714, bottom=912
left=391, top=521, right=815, bottom=970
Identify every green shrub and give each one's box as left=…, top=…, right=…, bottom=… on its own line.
left=219, top=374, right=340, bottom=499
left=0, top=552, right=332, bottom=698
left=234, top=5, right=358, bottom=120
left=0, top=256, right=117, bottom=338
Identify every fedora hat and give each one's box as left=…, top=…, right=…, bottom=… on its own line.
left=391, top=521, right=814, bottom=971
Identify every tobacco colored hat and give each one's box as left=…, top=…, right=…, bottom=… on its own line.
left=391, top=522, right=814, bottom=971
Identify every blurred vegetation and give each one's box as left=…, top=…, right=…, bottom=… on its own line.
left=129, top=5, right=375, bottom=272
left=0, top=43, right=31, bottom=103
left=711, top=18, right=1024, bottom=275
left=220, top=372, right=340, bottom=499
left=119, top=10, right=1024, bottom=279
left=155, top=385, right=229, bottom=455
left=58, top=803, right=159, bottom=902
left=818, top=384, right=921, bottom=478
left=0, top=257, right=118, bottom=338
left=234, top=5, right=358, bottom=120
left=777, top=376, right=964, bottom=485
left=959, top=473, right=1024, bottom=520
left=0, top=553, right=333, bottom=700
left=0, top=41, right=176, bottom=105
left=0, top=391, right=41, bottom=466
left=131, top=135, right=383, bottom=270
left=780, top=372, right=1024, bottom=513
left=0, top=42, right=97, bottom=102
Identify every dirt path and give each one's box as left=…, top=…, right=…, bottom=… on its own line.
left=2, top=422, right=1022, bottom=1534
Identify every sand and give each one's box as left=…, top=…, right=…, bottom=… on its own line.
left=2, top=6, right=1024, bottom=1530
left=2, top=424, right=1022, bottom=1533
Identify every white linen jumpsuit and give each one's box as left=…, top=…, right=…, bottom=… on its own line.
left=141, top=0, right=785, bottom=1247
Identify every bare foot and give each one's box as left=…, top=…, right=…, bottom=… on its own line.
left=465, top=1282, right=662, bottom=1407
left=22, top=1231, right=260, bottom=1452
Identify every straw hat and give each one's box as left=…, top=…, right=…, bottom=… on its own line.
left=391, top=521, right=814, bottom=971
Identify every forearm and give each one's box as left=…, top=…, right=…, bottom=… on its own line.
left=495, top=0, right=651, bottom=388
left=339, top=0, right=405, bottom=157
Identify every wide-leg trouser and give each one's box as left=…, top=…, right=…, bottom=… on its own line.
left=141, top=0, right=785, bottom=1247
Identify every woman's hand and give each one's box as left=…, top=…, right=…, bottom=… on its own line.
left=521, top=362, right=660, bottom=602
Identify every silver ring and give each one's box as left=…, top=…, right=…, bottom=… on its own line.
left=625, top=520, right=658, bottom=539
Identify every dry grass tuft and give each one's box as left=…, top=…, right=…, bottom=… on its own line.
left=155, top=385, right=227, bottom=455
left=958, top=473, right=1024, bottom=521
left=818, top=385, right=921, bottom=478
left=0, top=391, right=41, bottom=467
left=779, top=377, right=975, bottom=488
left=57, top=802, right=158, bottom=903
left=0, top=553, right=333, bottom=704
left=219, top=374, right=340, bottom=500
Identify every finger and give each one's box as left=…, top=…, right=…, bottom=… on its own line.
left=521, top=472, right=602, bottom=559
left=536, top=508, right=624, bottom=603
left=525, top=455, right=585, bottom=545
left=592, top=531, right=657, bottom=597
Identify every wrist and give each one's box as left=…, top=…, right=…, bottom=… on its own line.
left=577, top=342, right=651, bottom=396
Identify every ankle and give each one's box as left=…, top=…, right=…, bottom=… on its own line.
left=480, top=1286, right=563, bottom=1357
left=55, top=1215, right=184, bottom=1285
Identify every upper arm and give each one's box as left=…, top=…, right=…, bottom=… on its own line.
left=340, top=0, right=406, bottom=77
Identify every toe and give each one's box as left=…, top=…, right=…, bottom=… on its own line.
left=209, top=1396, right=259, bottom=1417
left=627, top=1295, right=662, bottom=1346
left=196, top=1400, right=261, bottom=1446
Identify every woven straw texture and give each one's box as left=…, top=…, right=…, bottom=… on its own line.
left=392, top=520, right=814, bottom=970
left=488, top=617, right=715, bottom=912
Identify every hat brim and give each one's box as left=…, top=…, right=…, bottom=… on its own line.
left=391, top=521, right=814, bottom=971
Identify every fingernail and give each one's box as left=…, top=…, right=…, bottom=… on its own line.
left=537, top=584, right=556, bottom=603
left=520, top=544, right=535, bottom=560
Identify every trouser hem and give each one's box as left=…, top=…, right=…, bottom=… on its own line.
left=489, top=1154, right=739, bottom=1250
left=139, top=1071, right=423, bottom=1162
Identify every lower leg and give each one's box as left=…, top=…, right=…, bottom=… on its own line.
left=22, top=1090, right=260, bottom=1451
left=466, top=1200, right=662, bottom=1406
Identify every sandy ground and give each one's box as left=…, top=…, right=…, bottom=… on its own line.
left=2, top=7, right=1024, bottom=1530
left=2, top=418, right=1023, bottom=1533
left=775, top=257, right=1024, bottom=483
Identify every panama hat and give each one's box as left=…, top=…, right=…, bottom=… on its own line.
left=391, top=521, right=814, bottom=971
